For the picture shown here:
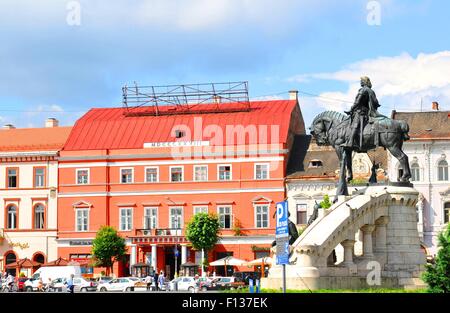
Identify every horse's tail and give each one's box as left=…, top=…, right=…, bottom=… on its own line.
left=399, top=120, right=410, bottom=141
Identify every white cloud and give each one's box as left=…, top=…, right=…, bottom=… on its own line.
left=291, top=51, right=450, bottom=114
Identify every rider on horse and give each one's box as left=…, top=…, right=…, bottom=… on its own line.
left=342, top=76, right=382, bottom=149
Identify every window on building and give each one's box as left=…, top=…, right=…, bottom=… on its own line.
left=194, top=166, right=208, bottom=181
left=193, top=206, right=208, bottom=215
left=121, top=168, right=133, bottom=183
left=145, top=167, right=158, bottom=182
left=218, top=206, right=232, bottom=229
left=438, top=160, right=449, bottom=181
left=411, top=163, right=420, bottom=181
left=444, top=202, right=450, bottom=224
left=309, top=160, right=323, bottom=168
left=255, top=164, right=269, bottom=180
left=34, top=204, right=45, bottom=229
left=170, top=167, right=183, bottom=182
left=7, top=205, right=17, bottom=229
left=76, top=169, right=89, bottom=185
left=144, top=207, right=158, bottom=229
left=34, top=167, right=45, bottom=187
left=169, top=207, right=183, bottom=229
left=218, top=165, right=231, bottom=181
left=297, top=204, right=307, bottom=225
left=255, top=204, right=269, bottom=228
left=7, top=168, right=18, bottom=188
left=120, top=208, right=133, bottom=231
left=76, top=209, right=89, bottom=232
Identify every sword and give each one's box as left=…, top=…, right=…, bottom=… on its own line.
left=359, top=115, right=364, bottom=149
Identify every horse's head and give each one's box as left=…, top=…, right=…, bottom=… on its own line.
left=309, top=118, right=328, bottom=145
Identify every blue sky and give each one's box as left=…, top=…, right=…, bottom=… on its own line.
left=0, top=0, right=449, bottom=128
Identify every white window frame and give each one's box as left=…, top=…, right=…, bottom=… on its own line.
left=143, top=207, right=158, bottom=229
left=169, top=166, right=184, bottom=182
left=193, top=165, right=208, bottom=182
left=75, top=168, right=90, bottom=185
left=193, top=206, right=208, bottom=215
left=254, top=204, right=270, bottom=228
left=120, top=207, right=133, bottom=231
left=169, top=207, right=183, bottom=229
left=75, top=208, right=89, bottom=232
left=437, top=159, right=449, bottom=181
left=254, top=163, right=270, bottom=180
left=144, top=166, right=159, bottom=183
left=217, top=164, right=232, bottom=181
left=217, top=205, right=232, bottom=229
left=120, top=167, right=134, bottom=184
left=34, top=203, right=45, bottom=229
left=34, top=168, right=46, bottom=187
left=296, top=203, right=308, bottom=225
left=410, top=163, right=421, bottom=182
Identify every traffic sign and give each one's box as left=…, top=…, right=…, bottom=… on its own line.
left=275, top=201, right=290, bottom=265
left=275, top=201, right=289, bottom=237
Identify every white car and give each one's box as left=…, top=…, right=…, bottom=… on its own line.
left=169, top=277, right=198, bottom=292
left=97, top=277, right=140, bottom=292
left=48, top=276, right=96, bottom=292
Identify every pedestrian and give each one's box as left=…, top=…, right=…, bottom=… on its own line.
left=153, top=269, right=159, bottom=291
left=6, top=273, right=14, bottom=291
left=158, top=271, right=165, bottom=291
left=144, top=274, right=152, bottom=291
left=66, top=274, right=75, bottom=293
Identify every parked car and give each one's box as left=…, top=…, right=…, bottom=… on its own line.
left=93, top=276, right=113, bottom=284
left=97, top=277, right=140, bottom=292
left=73, top=276, right=98, bottom=292
left=169, top=276, right=198, bottom=292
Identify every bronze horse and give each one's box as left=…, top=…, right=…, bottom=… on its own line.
left=310, top=111, right=411, bottom=195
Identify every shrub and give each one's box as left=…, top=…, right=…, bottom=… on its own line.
left=422, top=224, right=450, bottom=293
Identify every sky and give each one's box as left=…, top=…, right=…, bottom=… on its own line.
left=0, top=0, right=449, bottom=128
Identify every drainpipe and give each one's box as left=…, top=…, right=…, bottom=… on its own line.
left=106, top=149, right=110, bottom=226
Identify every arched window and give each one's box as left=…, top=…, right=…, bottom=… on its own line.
left=34, top=204, right=45, bottom=229
left=5, top=252, right=17, bottom=276
left=444, top=202, right=450, bottom=224
left=33, top=253, right=45, bottom=264
left=7, top=205, right=17, bottom=229
left=438, top=160, right=449, bottom=181
left=411, top=163, right=420, bottom=181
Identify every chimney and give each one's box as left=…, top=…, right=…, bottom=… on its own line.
left=432, top=101, right=439, bottom=111
left=289, top=90, right=299, bottom=101
left=45, top=118, right=59, bottom=128
left=3, top=124, right=15, bottom=130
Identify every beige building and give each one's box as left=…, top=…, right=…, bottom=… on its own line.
left=0, top=119, right=71, bottom=275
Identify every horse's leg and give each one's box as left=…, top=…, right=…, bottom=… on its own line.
left=387, top=144, right=411, bottom=182
left=336, top=146, right=349, bottom=196
left=346, top=148, right=353, bottom=182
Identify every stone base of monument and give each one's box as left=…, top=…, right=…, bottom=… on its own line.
left=263, top=185, right=427, bottom=291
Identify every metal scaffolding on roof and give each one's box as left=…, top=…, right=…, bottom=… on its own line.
left=122, top=81, right=250, bottom=116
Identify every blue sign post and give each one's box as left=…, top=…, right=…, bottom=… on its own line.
left=275, top=201, right=289, bottom=293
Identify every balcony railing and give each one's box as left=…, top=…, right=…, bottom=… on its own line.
left=135, top=228, right=184, bottom=237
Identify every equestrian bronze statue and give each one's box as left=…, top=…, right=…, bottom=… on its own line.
left=310, top=76, right=411, bottom=196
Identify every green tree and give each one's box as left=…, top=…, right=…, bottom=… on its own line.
left=186, top=213, right=220, bottom=276
left=423, top=224, right=450, bottom=293
left=92, top=226, right=127, bottom=275
left=320, top=194, right=332, bottom=209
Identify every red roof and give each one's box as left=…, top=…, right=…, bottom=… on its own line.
left=64, top=100, right=298, bottom=151
left=0, top=126, right=72, bottom=152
